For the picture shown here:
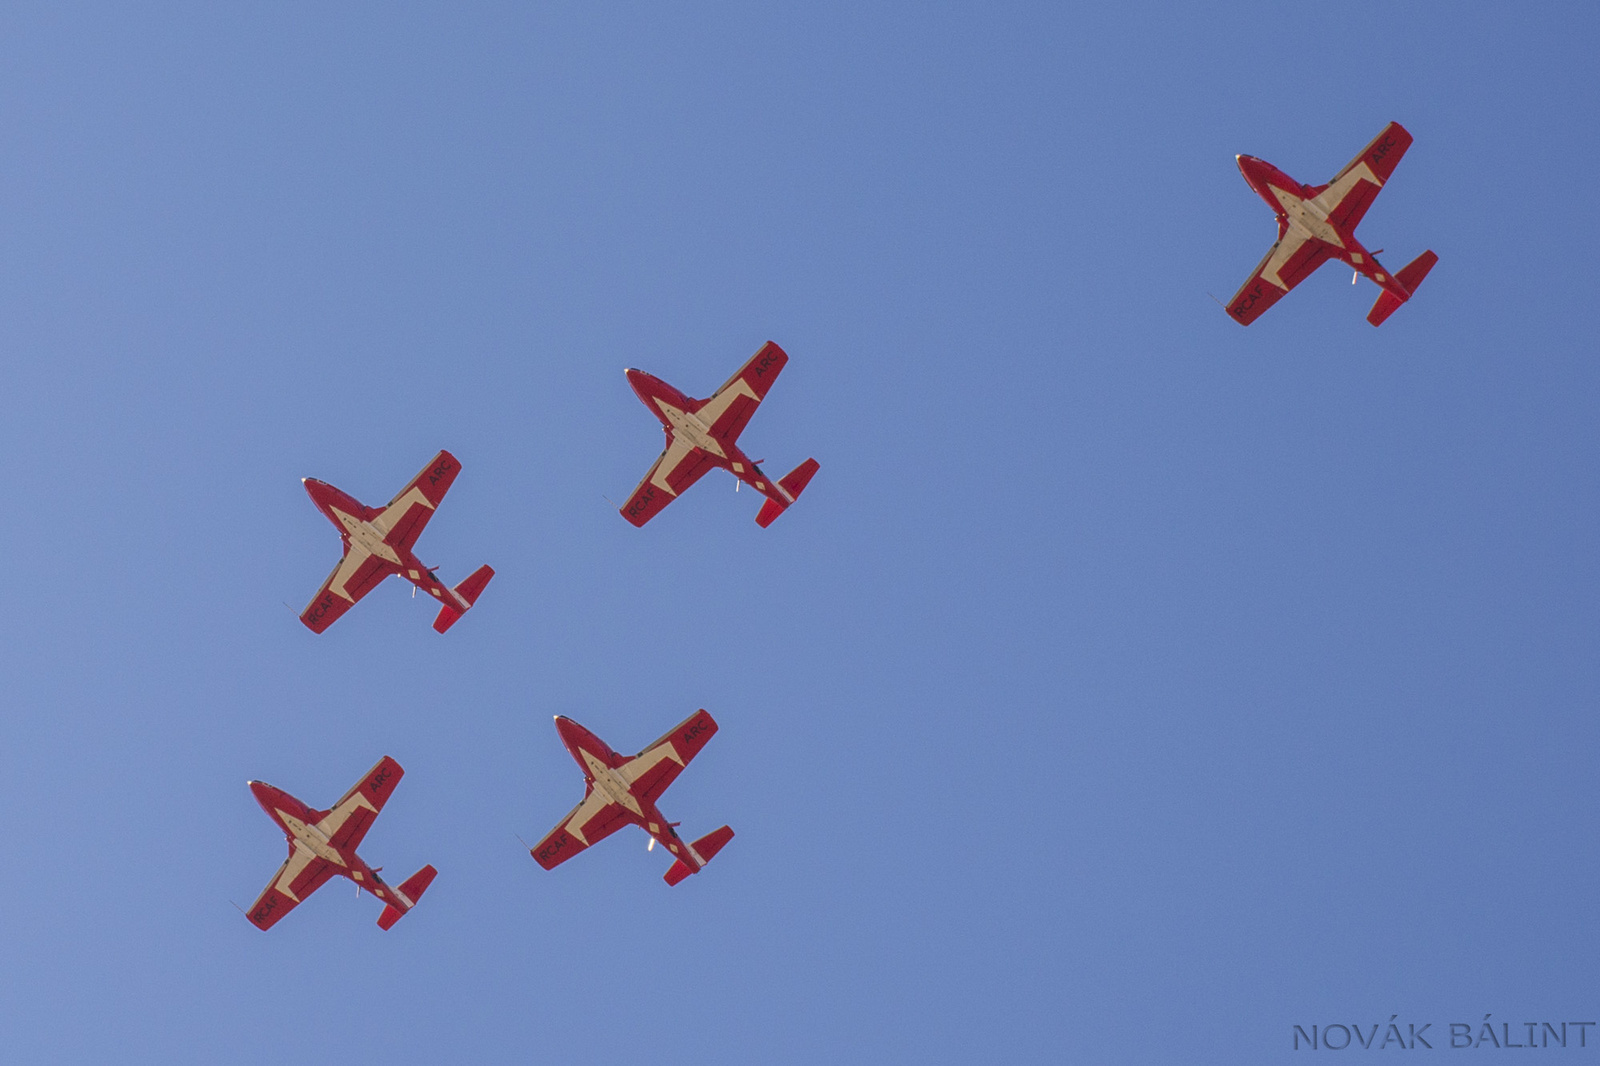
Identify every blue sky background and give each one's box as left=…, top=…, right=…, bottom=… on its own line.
left=0, top=2, right=1596, bottom=1062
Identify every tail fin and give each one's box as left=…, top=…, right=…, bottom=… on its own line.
left=754, top=458, right=820, bottom=527
left=377, top=864, right=437, bottom=929
left=664, top=825, right=734, bottom=885
left=433, top=564, right=495, bottom=633
left=1367, top=250, right=1438, bottom=326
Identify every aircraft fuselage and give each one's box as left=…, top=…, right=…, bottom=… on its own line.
left=301, top=477, right=465, bottom=608
left=624, top=368, right=792, bottom=504
left=554, top=715, right=703, bottom=871
left=249, top=780, right=404, bottom=905
left=1235, top=153, right=1404, bottom=296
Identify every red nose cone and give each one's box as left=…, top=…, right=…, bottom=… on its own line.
left=625, top=368, right=656, bottom=403
left=555, top=715, right=611, bottom=765
left=554, top=715, right=586, bottom=748
left=249, top=780, right=279, bottom=812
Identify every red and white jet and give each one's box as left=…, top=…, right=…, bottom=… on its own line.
left=530, top=711, right=734, bottom=885
left=1226, top=122, right=1438, bottom=327
left=300, top=449, right=494, bottom=633
left=620, top=341, right=819, bottom=527
left=245, top=756, right=437, bottom=931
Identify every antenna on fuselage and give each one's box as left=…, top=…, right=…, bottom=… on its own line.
left=1206, top=293, right=1226, bottom=309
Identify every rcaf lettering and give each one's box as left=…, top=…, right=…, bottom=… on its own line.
left=1371, top=133, right=1398, bottom=162
left=369, top=765, right=392, bottom=791
left=426, top=457, right=455, bottom=487
left=626, top=488, right=657, bottom=518
left=1234, top=283, right=1266, bottom=317
left=537, top=835, right=570, bottom=862
left=306, top=594, right=336, bottom=624
left=753, top=351, right=779, bottom=378
left=682, top=721, right=708, bottom=743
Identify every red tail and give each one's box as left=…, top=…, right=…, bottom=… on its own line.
left=664, top=825, right=734, bottom=885
left=755, top=458, right=820, bottom=527
left=433, top=564, right=495, bottom=633
left=377, top=864, right=437, bottom=929
left=1367, top=250, right=1438, bottom=326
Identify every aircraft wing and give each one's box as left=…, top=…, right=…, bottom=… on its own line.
left=246, top=844, right=338, bottom=930
left=619, top=709, right=719, bottom=806
left=300, top=546, right=400, bottom=633
left=1314, top=121, right=1413, bottom=234
left=698, top=341, right=789, bottom=445
left=319, top=756, right=404, bottom=853
left=619, top=433, right=720, bottom=527
left=1224, top=230, right=1336, bottom=326
left=530, top=788, right=634, bottom=870
left=374, top=450, right=461, bottom=555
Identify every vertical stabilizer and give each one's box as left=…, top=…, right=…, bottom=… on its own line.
left=754, top=459, right=821, bottom=527
left=1367, top=250, right=1438, bottom=326
left=433, top=565, right=495, bottom=633
left=377, top=865, right=438, bottom=929
left=664, top=825, right=735, bottom=885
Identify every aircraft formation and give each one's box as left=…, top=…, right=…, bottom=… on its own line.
left=246, top=123, right=1435, bottom=930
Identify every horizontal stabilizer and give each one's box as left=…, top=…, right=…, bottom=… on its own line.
left=664, top=825, right=734, bottom=886
left=433, top=564, right=495, bottom=633
left=1367, top=250, right=1438, bottom=326
left=377, top=864, right=437, bottom=929
left=755, top=458, right=820, bottom=527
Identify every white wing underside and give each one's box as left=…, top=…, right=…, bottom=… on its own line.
left=271, top=844, right=319, bottom=901
left=317, top=792, right=376, bottom=838
left=327, top=546, right=376, bottom=602
left=649, top=434, right=702, bottom=496
left=563, top=789, right=619, bottom=845
left=1260, top=229, right=1312, bottom=290
left=1309, top=162, right=1379, bottom=218
left=696, top=378, right=759, bottom=429
left=619, top=744, right=683, bottom=784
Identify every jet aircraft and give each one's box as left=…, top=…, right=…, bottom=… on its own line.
left=620, top=341, right=819, bottom=527
left=1225, top=121, right=1437, bottom=326
left=300, top=449, right=494, bottom=633
left=530, top=711, right=734, bottom=885
left=245, top=756, right=437, bottom=930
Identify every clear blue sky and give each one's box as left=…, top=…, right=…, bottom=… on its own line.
left=0, top=3, right=1596, bottom=1062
